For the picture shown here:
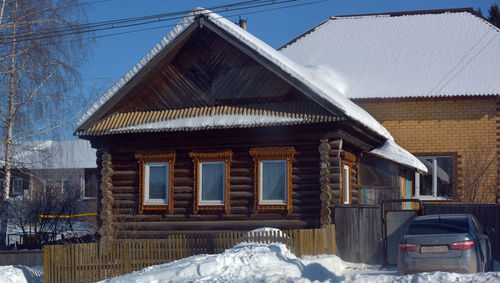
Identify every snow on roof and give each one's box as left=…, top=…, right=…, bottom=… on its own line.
left=370, top=139, right=427, bottom=173
left=110, top=114, right=306, bottom=134
left=76, top=8, right=391, bottom=140
left=280, top=11, right=500, bottom=98
left=0, top=140, right=96, bottom=169
left=75, top=8, right=427, bottom=172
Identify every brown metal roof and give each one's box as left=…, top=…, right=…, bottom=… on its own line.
left=76, top=103, right=343, bottom=136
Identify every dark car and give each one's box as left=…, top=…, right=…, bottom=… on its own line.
left=397, top=214, right=493, bottom=275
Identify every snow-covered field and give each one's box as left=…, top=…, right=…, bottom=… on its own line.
left=1, top=243, right=499, bottom=282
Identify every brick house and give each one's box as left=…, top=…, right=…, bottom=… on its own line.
left=280, top=8, right=500, bottom=203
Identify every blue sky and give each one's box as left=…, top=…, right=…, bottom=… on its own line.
left=71, top=0, right=498, bottom=137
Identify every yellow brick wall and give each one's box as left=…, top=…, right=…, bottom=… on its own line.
left=355, top=97, right=497, bottom=203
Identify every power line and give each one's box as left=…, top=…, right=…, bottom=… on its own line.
left=0, top=0, right=278, bottom=43
left=0, top=0, right=328, bottom=53
left=93, top=0, right=330, bottom=40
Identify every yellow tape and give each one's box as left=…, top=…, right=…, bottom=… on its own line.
left=38, top=213, right=97, bottom=219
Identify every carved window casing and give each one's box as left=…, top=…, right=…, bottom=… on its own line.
left=341, top=162, right=352, bottom=204
left=135, top=152, right=176, bottom=214
left=250, top=147, right=295, bottom=214
left=189, top=150, right=232, bottom=214
left=341, top=151, right=355, bottom=205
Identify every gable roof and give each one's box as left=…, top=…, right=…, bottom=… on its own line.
left=75, top=8, right=426, bottom=173
left=75, top=8, right=390, bottom=140
left=1, top=140, right=96, bottom=169
left=280, top=9, right=500, bottom=99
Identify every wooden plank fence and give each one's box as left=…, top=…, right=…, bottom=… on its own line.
left=43, top=226, right=336, bottom=283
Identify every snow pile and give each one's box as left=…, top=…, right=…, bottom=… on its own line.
left=100, top=243, right=500, bottom=283
left=0, top=243, right=499, bottom=282
left=0, top=265, right=43, bottom=283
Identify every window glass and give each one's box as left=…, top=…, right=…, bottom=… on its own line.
left=436, top=157, right=453, bottom=197
left=417, top=156, right=453, bottom=197
left=200, top=162, right=224, bottom=202
left=261, top=160, right=286, bottom=202
left=359, top=156, right=399, bottom=187
left=61, top=179, right=70, bottom=193
left=13, top=179, right=23, bottom=194
left=406, top=218, right=469, bottom=235
left=148, top=165, right=168, bottom=200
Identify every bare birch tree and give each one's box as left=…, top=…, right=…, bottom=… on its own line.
left=0, top=0, right=89, bottom=246
left=457, top=143, right=496, bottom=203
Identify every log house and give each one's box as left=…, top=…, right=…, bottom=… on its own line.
left=76, top=9, right=426, bottom=239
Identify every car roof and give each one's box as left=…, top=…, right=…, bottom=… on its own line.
left=413, top=214, right=471, bottom=221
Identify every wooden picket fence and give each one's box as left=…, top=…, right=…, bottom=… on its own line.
left=43, top=225, right=336, bottom=283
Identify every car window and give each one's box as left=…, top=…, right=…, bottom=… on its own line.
left=406, top=218, right=469, bottom=235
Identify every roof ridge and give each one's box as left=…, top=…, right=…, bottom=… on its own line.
left=279, top=7, right=489, bottom=51
left=332, top=7, right=479, bottom=19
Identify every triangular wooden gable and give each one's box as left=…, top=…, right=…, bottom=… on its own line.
left=77, top=14, right=346, bottom=136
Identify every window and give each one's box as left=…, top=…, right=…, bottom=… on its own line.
left=342, top=163, right=351, bottom=204
left=190, top=150, right=232, bottom=214
left=416, top=156, right=453, bottom=199
left=61, top=179, right=70, bottom=193
left=199, top=162, right=225, bottom=205
left=260, top=160, right=287, bottom=205
left=145, top=163, right=169, bottom=203
left=250, top=147, right=294, bottom=213
left=135, top=152, right=176, bottom=213
left=84, top=169, right=98, bottom=198
left=12, top=178, right=23, bottom=195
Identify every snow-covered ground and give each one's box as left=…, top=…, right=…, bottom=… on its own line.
left=100, top=243, right=500, bottom=283
left=1, top=243, right=499, bottom=282
left=6, top=221, right=94, bottom=246
left=0, top=265, right=43, bottom=283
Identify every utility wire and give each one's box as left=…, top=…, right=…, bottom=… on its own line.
left=0, top=0, right=328, bottom=53
left=93, top=0, right=329, bottom=40
left=0, top=0, right=280, bottom=43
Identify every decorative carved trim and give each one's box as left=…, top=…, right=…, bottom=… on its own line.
left=99, top=151, right=114, bottom=244
left=189, top=150, right=232, bottom=214
left=135, top=152, right=176, bottom=214
left=319, top=139, right=332, bottom=228
left=249, top=147, right=295, bottom=214
left=341, top=151, right=356, bottom=163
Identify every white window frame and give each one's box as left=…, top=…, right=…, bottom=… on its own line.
left=12, top=178, right=23, bottom=195
left=415, top=156, right=453, bottom=201
left=61, top=178, right=70, bottom=194
left=259, top=160, right=287, bottom=205
left=144, top=162, right=170, bottom=205
left=198, top=161, right=225, bottom=206
left=343, top=164, right=350, bottom=204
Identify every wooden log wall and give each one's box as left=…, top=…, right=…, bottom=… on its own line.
left=96, top=129, right=324, bottom=239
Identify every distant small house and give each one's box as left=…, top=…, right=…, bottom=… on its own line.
left=280, top=8, right=500, bottom=203
left=75, top=9, right=425, bottom=239
left=0, top=140, right=98, bottom=211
